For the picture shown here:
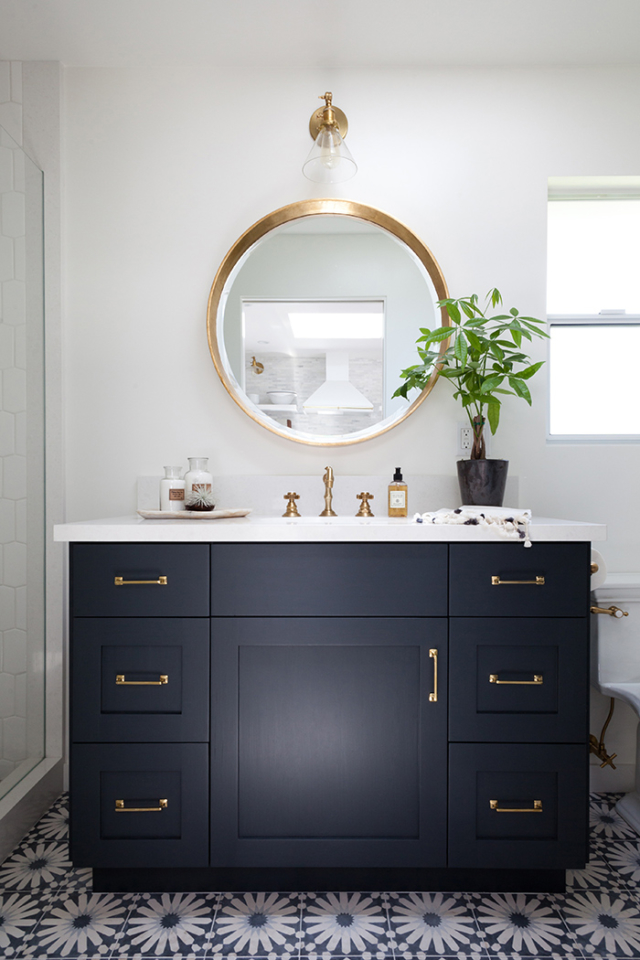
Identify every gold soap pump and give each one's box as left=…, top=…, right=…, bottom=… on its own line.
left=388, top=467, right=408, bottom=517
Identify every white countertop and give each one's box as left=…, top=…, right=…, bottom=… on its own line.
left=53, top=514, right=607, bottom=543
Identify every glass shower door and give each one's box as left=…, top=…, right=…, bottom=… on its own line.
left=0, top=124, right=45, bottom=799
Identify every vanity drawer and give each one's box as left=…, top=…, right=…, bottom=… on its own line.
left=448, top=743, right=588, bottom=869
left=71, top=618, right=210, bottom=742
left=71, top=543, right=210, bottom=617
left=448, top=618, right=588, bottom=743
left=449, top=542, right=590, bottom=617
left=210, top=543, right=448, bottom=617
left=70, top=743, right=209, bottom=868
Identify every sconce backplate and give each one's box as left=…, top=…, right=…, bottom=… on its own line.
left=309, top=105, right=348, bottom=140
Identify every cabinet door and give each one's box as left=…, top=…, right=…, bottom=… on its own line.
left=210, top=618, right=447, bottom=868
left=448, top=743, right=588, bottom=869
left=70, top=743, right=209, bottom=868
left=71, top=618, right=210, bottom=742
left=71, top=543, right=210, bottom=617
left=449, top=618, right=588, bottom=743
left=449, top=542, right=590, bottom=617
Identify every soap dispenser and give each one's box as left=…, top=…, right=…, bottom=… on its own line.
left=388, top=467, right=408, bottom=517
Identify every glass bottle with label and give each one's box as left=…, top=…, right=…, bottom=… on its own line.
left=388, top=467, right=408, bottom=517
left=160, top=466, right=186, bottom=512
left=184, top=457, right=213, bottom=501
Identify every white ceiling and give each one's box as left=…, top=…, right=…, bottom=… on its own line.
left=1, top=0, right=639, bottom=69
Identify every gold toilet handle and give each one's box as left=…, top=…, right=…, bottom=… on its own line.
left=590, top=605, right=629, bottom=618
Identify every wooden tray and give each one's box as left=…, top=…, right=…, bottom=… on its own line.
left=137, top=509, right=251, bottom=520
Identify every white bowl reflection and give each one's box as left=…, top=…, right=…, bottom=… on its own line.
left=267, top=391, right=296, bottom=404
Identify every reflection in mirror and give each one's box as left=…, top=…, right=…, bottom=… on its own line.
left=209, top=201, right=448, bottom=446
left=244, top=298, right=383, bottom=433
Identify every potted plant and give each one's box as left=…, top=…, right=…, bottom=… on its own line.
left=393, top=288, right=548, bottom=506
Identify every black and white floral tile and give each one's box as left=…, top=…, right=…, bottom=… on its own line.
left=2, top=793, right=640, bottom=959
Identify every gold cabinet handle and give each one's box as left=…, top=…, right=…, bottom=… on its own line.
left=429, top=648, right=438, bottom=702
left=115, top=799, right=168, bottom=812
left=489, top=674, right=543, bottom=685
left=115, top=674, right=168, bottom=686
left=490, top=799, right=542, bottom=813
left=491, top=575, right=545, bottom=586
left=114, top=576, right=168, bottom=586
left=591, top=605, right=629, bottom=618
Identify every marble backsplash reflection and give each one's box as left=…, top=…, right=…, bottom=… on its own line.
left=245, top=352, right=384, bottom=435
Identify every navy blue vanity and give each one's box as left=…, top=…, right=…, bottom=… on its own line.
left=55, top=516, right=603, bottom=893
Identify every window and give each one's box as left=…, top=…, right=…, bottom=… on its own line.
left=548, top=180, right=640, bottom=438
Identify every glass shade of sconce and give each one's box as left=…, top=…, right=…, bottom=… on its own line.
left=303, top=92, right=357, bottom=184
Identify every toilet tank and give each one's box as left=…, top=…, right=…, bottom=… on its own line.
left=592, top=576, right=640, bottom=692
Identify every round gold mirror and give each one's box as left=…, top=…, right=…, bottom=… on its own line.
left=207, top=199, right=450, bottom=446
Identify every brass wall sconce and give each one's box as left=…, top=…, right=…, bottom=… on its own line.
left=250, top=356, right=264, bottom=375
left=303, top=92, right=357, bottom=184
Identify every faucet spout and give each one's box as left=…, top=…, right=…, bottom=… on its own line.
left=320, top=466, right=337, bottom=517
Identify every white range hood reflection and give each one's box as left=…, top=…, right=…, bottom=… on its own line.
left=302, top=351, right=374, bottom=415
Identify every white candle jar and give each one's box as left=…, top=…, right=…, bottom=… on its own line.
left=159, top=466, right=186, bottom=512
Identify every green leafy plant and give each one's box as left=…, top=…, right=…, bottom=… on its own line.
left=393, top=288, right=549, bottom=459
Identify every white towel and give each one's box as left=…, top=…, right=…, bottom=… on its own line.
left=414, top=506, right=533, bottom=547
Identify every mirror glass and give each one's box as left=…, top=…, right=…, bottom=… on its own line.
left=207, top=201, right=449, bottom=446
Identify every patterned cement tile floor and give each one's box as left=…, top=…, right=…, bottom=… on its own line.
left=0, top=792, right=640, bottom=958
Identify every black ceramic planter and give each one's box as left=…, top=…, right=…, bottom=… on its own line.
left=457, top=458, right=509, bottom=507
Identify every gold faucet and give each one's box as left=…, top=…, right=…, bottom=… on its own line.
left=320, top=466, right=337, bottom=517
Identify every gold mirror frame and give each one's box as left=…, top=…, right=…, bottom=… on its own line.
left=206, top=199, right=450, bottom=446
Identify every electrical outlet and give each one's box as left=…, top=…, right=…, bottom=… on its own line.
left=457, top=421, right=491, bottom=457
left=458, top=423, right=473, bottom=457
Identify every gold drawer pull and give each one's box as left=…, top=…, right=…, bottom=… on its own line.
left=115, top=798, right=168, bottom=812
left=490, top=799, right=542, bottom=813
left=489, top=674, right=543, bottom=685
left=491, top=575, right=545, bottom=586
left=114, top=576, right=168, bottom=586
left=429, top=648, right=438, bottom=702
left=591, top=604, right=629, bottom=618
left=115, top=674, right=168, bottom=686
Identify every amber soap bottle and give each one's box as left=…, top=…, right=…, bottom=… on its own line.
left=388, top=467, right=408, bottom=517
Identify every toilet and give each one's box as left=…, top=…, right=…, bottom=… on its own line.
left=592, top=573, right=640, bottom=830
